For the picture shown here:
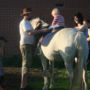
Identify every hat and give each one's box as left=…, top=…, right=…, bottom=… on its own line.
left=21, top=8, right=32, bottom=16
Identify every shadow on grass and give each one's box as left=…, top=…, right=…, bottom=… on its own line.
left=4, top=68, right=69, bottom=90
left=3, top=67, right=90, bottom=90
left=5, top=73, right=20, bottom=90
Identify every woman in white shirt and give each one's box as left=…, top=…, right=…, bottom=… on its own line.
left=73, top=12, right=88, bottom=38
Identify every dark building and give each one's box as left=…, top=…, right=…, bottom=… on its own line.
left=0, top=0, right=90, bottom=55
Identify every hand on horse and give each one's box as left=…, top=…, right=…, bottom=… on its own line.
left=87, top=37, right=90, bottom=41
left=41, top=28, right=48, bottom=32
left=28, top=29, right=48, bottom=35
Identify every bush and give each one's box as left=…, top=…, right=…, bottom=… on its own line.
left=2, top=55, right=90, bottom=70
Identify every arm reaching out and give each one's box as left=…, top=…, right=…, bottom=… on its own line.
left=28, top=28, right=48, bottom=35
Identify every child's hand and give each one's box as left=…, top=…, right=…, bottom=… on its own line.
left=87, top=37, right=90, bottom=41
left=52, top=29, right=56, bottom=32
left=28, top=32, right=32, bottom=35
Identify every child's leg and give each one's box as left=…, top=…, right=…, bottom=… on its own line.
left=35, top=36, right=44, bottom=55
left=37, top=36, right=44, bottom=47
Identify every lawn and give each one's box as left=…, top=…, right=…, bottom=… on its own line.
left=3, top=67, right=90, bottom=90
left=2, top=55, right=90, bottom=90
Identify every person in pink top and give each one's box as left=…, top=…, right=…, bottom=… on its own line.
left=37, top=8, right=65, bottom=46
left=48, top=8, right=65, bottom=31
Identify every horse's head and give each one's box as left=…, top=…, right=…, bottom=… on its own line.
left=30, top=17, right=49, bottom=50
left=30, top=17, right=49, bottom=30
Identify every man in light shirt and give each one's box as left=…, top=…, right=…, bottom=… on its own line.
left=19, top=8, right=46, bottom=90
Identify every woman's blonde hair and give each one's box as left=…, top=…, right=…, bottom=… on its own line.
left=52, top=8, right=60, bottom=15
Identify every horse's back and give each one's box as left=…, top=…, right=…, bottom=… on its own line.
left=41, top=28, right=88, bottom=61
left=42, top=28, right=77, bottom=47
left=54, top=28, right=77, bottom=49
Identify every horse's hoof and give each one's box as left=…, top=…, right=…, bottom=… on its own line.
left=43, top=86, right=48, bottom=90
left=49, top=85, right=55, bottom=89
left=42, top=88, right=48, bottom=90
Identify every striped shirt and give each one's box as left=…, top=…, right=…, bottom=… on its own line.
left=51, top=14, right=65, bottom=27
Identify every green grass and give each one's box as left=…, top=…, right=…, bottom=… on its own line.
left=1, top=55, right=90, bottom=90
left=4, top=68, right=90, bottom=90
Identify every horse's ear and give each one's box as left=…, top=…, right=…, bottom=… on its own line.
left=35, top=17, right=41, bottom=21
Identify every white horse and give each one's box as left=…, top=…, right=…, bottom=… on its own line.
left=40, top=28, right=89, bottom=90
left=30, top=18, right=89, bottom=90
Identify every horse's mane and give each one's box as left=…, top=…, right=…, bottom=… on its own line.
left=30, top=17, right=49, bottom=30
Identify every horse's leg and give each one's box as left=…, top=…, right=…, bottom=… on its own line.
left=64, top=60, right=74, bottom=90
left=73, top=48, right=88, bottom=90
left=74, top=57, right=88, bottom=90
left=82, top=62, right=88, bottom=90
left=49, top=61, right=55, bottom=89
left=40, top=55, right=49, bottom=90
left=71, top=57, right=83, bottom=90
